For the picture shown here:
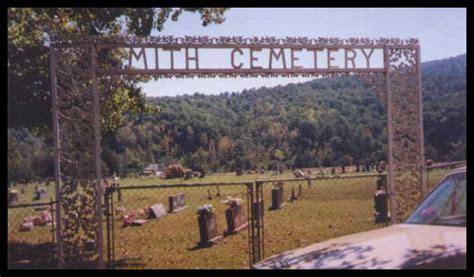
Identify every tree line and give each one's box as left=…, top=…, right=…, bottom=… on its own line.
left=8, top=54, right=466, bottom=182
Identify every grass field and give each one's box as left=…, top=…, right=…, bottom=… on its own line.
left=7, top=168, right=452, bottom=269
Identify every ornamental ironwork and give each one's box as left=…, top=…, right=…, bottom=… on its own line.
left=50, top=36, right=425, bottom=268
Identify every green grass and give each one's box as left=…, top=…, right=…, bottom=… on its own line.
left=8, top=168, right=448, bottom=269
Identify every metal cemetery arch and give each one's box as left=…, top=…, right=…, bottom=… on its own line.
left=50, top=36, right=426, bottom=268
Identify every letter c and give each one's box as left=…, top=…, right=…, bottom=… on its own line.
left=231, top=48, right=244, bottom=69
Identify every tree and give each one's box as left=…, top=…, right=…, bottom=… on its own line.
left=8, top=8, right=229, bottom=132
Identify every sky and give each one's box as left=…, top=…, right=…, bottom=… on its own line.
left=140, top=8, right=466, bottom=97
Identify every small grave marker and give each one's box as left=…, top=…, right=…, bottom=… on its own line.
left=131, top=219, right=148, bottom=226
left=168, top=193, right=188, bottom=213
left=33, top=187, right=47, bottom=201
left=8, top=190, right=18, bottom=206
left=148, top=204, right=167, bottom=219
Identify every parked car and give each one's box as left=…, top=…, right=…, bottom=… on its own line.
left=252, top=166, right=466, bottom=269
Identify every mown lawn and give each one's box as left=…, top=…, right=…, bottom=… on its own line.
left=7, top=168, right=451, bottom=269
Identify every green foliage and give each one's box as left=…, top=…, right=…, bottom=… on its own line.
left=8, top=8, right=229, bottom=131
left=7, top=50, right=466, bottom=181
left=8, top=128, right=52, bottom=183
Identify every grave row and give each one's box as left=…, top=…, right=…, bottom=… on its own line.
left=113, top=192, right=249, bottom=248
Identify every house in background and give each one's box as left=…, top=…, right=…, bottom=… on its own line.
left=143, top=163, right=164, bottom=177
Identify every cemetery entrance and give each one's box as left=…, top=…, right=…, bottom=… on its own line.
left=49, top=36, right=426, bottom=268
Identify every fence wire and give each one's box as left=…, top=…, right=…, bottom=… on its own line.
left=256, top=173, right=387, bottom=260
left=426, top=161, right=466, bottom=193
left=7, top=171, right=398, bottom=269
left=104, top=182, right=252, bottom=269
left=7, top=199, right=57, bottom=269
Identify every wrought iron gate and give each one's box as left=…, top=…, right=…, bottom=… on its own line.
left=103, top=182, right=257, bottom=269
left=50, top=36, right=426, bottom=268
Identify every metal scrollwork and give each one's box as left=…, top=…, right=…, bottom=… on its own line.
left=51, top=35, right=419, bottom=48
left=386, top=46, right=424, bottom=222
left=50, top=36, right=424, bottom=268
left=53, top=46, right=101, bottom=268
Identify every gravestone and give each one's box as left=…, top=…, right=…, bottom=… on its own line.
left=270, top=186, right=284, bottom=210
left=197, top=213, right=223, bottom=247
left=224, top=205, right=248, bottom=236
left=168, top=193, right=188, bottom=213
left=8, top=190, right=18, bottom=206
left=374, top=191, right=389, bottom=223
left=148, top=204, right=167, bottom=219
left=33, top=187, right=48, bottom=201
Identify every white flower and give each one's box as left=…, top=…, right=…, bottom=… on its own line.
left=197, top=204, right=215, bottom=215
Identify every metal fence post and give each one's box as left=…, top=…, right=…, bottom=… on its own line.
left=384, top=46, right=397, bottom=225
left=50, top=198, right=55, bottom=243
left=91, top=43, right=105, bottom=269
left=50, top=47, right=63, bottom=268
left=246, top=182, right=254, bottom=267
left=255, top=181, right=264, bottom=263
left=416, top=46, right=428, bottom=198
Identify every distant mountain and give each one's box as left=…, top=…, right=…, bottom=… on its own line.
left=422, top=54, right=466, bottom=76
left=9, top=54, right=466, bottom=182
left=111, top=54, right=464, bottom=175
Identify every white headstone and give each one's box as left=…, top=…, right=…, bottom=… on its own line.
left=149, top=203, right=167, bottom=219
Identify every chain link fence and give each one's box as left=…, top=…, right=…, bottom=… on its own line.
left=7, top=198, right=57, bottom=269
left=7, top=172, right=395, bottom=269
left=104, top=182, right=253, bottom=269
left=426, top=161, right=466, bottom=193
left=255, top=173, right=388, bottom=261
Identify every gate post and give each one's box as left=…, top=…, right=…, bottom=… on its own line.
left=416, top=45, right=428, bottom=198
left=254, top=181, right=264, bottom=263
left=50, top=47, right=64, bottom=268
left=247, top=181, right=265, bottom=266
left=104, top=187, right=113, bottom=268
left=384, top=46, right=397, bottom=225
left=91, top=43, right=105, bottom=269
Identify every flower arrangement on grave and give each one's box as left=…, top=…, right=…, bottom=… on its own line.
left=122, top=206, right=150, bottom=226
left=197, top=204, right=215, bottom=216
left=224, top=196, right=242, bottom=208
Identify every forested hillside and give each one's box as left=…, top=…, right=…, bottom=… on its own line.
left=8, top=54, right=466, bottom=180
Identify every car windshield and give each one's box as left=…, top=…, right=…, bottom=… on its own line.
left=406, top=172, right=466, bottom=227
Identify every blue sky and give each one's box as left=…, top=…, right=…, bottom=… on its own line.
left=140, top=8, right=466, bottom=97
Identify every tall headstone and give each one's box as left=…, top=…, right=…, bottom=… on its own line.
left=374, top=192, right=389, bottom=223
left=270, top=185, right=284, bottom=210
left=197, top=212, right=223, bottom=247
left=224, top=204, right=248, bottom=236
